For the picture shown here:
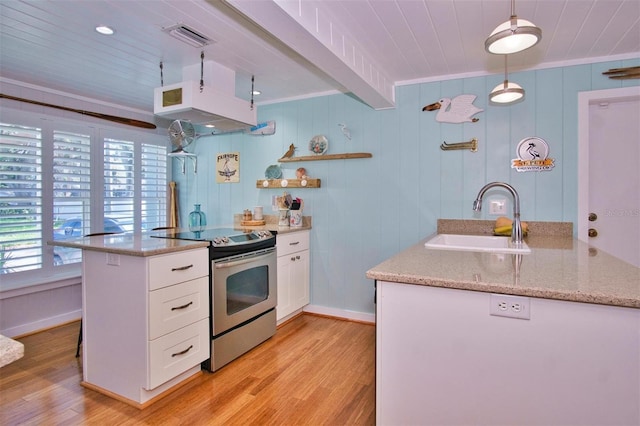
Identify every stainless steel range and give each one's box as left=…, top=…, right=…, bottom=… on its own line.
left=153, top=228, right=277, bottom=371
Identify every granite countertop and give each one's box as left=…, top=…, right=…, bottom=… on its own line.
left=46, top=214, right=311, bottom=256
left=47, top=233, right=210, bottom=256
left=232, top=213, right=312, bottom=234
left=0, top=334, right=24, bottom=368
left=366, top=220, right=640, bottom=309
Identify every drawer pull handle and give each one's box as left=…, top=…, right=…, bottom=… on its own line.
left=171, top=345, right=193, bottom=357
left=289, top=241, right=300, bottom=245
left=171, top=301, right=193, bottom=311
left=171, top=264, right=193, bottom=271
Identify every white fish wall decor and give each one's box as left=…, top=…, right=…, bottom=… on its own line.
left=423, top=95, right=483, bottom=123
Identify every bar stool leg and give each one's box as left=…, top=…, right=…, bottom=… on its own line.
left=75, top=320, right=82, bottom=358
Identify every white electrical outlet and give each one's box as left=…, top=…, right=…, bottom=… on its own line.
left=107, top=253, right=120, bottom=266
left=489, top=199, right=507, bottom=215
left=490, top=294, right=530, bottom=320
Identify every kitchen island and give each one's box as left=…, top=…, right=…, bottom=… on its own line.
left=48, top=221, right=313, bottom=408
left=366, top=221, right=640, bottom=426
left=49, top=233, right=211, bottom=408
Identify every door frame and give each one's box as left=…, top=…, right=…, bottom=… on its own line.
left=577, top=85, right=640, bottom=243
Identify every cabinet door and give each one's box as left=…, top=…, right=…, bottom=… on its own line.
left=290, top=249, right=309, bottom=310
left=277, top=254, right=294, bottom=320
left=276, top=249, right=309, bottom=321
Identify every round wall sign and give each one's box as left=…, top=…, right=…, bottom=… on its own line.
left=516, top=137, right=549, bottom=161
left=511, top=137, right=555, bottom=172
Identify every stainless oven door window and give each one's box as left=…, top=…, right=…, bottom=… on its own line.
left=212, top=248, right=277, bottom=335
left=226, top=265, right=269, bottom=315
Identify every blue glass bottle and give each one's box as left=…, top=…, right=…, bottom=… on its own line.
left=188, top=204, right=206, bottom=232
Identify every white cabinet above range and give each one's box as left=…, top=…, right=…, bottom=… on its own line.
left=276, top=230, right=310, bottom=323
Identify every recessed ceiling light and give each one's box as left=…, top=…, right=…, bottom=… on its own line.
left=205, top=124, right=216, bottom=128
left=95, top=25, right=115, bottom=35
left=252, top=90, right=261, bottom=96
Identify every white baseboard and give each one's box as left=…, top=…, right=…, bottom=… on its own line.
left=303, top=304, right=375, bottom=324
left=2, top=309, right=81, bottom=338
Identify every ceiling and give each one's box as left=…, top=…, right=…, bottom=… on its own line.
left=1, top=0, right=638, bottom=113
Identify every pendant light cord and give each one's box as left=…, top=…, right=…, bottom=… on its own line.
left=503, top=55, right=509, bottom=88
left=510, top=0, right=517, bottom=29
left=159, top=61, right=164, bottom=87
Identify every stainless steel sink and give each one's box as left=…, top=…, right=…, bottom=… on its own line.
left=424, top=234, right=531, bottom=254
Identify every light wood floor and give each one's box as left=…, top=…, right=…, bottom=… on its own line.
left=0, top=314, right=375, bottom=425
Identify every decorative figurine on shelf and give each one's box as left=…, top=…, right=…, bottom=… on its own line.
left=280, top=143, right=296, bottom=159
left=296, top=167, right=309, bottom=187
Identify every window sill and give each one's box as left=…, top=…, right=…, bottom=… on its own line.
left=0, top=268, right=82, bottom=299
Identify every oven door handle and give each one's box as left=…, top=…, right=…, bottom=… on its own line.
left=214, top=251, right=273, bottom=269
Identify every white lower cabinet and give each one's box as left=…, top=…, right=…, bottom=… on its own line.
left=81, top=247, right=210, bottom=407
left=376, top=281, right=640, bottom=426
left=276, top=231, right=310, bottom=322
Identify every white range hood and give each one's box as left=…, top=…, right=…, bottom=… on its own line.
left=154, top=61, right=257, bottom=132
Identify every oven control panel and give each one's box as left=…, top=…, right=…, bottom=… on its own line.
left=211, top=230, right=274, bottom=247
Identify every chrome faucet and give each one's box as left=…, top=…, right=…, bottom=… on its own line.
left=473, top=182, right=524, bottom=246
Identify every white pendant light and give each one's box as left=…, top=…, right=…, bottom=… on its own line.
left=485, top=0, right=541, bottom=55
left=490, top=56, right=525, bottom=105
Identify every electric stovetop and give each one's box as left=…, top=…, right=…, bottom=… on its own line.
left=151, top=227, right=275, bottom=253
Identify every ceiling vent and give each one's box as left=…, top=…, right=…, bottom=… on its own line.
left=163, top=24, right=214, bottom=48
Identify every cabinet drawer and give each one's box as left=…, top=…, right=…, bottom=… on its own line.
left=277, top=231, right=309, bottom=257
left=148, top=248, right=209, bottom=290
left=147, top=317, right=209, bottom=390
left=149, top=277, right=209, bottom=340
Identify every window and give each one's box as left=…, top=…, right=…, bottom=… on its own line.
left=104, top=138, right=135, bottom=231
left=141, top=143, right=169, bottom=231
left=0, top=113, right=168, bottom=287
left=0, top=123, right=43, bottom=274
left=52, top=130, right=92, bottom=266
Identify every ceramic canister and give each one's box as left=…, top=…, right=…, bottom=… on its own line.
left=278, top=209, right=290, bottom=226
left=290, top=209, right=303, bottom=227
left=253, top=206, right=263, bottom=220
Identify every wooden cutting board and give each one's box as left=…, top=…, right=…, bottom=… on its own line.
left=240, top=219, right=266, bottom=226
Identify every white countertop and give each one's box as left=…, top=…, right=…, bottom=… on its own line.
left=367, top=233, right=640, bottom=309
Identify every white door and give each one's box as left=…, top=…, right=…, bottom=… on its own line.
left=578, top=87, right=640, bottom=267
